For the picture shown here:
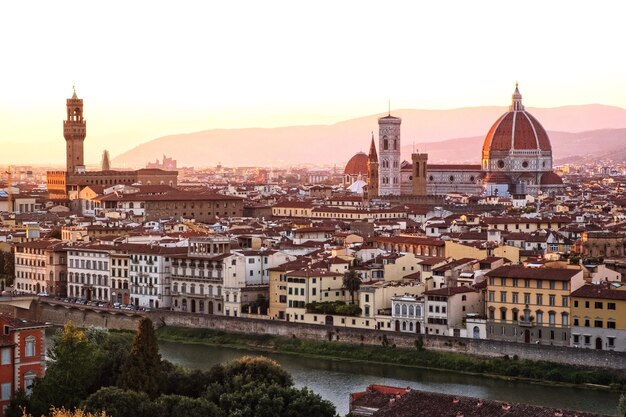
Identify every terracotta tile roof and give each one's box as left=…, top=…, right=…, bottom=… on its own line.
left=372, top=388, right=611, bottom=417
left=485, top=265, right=581, bottom=281
left=571, top=283, right=626, bottom=300
left=424, top=286, right=476, bottom=296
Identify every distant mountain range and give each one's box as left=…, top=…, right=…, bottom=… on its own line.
left=112, top=104, right=626, bottom=168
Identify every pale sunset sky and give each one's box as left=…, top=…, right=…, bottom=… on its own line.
left=1, top=0, right=626, bottom=165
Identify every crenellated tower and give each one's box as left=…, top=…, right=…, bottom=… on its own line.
left=64, top=86, right=86, bottom=174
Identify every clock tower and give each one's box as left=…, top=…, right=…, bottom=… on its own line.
left=64, top=86, right=86, bottom=174
left=377, top=112, right=401, bottom=196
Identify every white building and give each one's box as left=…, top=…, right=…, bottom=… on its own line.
left=391, top=295, right=425, bottom=334
left=377, top=114, right=402, bottom=196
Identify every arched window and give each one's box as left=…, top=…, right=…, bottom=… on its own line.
left=181, top=284, right=187, bottom=294
left=401, top=305, right=408, bottom=316
left=383, top=136, right=388, bottom=150
left=394, top=304, right=400, bottom=316
left=416, top=305, right=422, bottom=317
left=173, top=283, right=178, bottom=293
left=408, top=305, right=415, bottom=317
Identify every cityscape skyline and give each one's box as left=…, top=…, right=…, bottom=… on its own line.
left=2, top=1, right=626, bottom=165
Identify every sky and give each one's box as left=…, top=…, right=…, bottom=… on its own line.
left=1, top=0, right=626, bottom=166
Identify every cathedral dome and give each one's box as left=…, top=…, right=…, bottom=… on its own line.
left=344, top=152, right=369, bottom=175
left=482, top=84, right=552, bottom=154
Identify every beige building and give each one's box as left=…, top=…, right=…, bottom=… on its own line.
left=485, top=265, right=584, bottom=346
left=14, top=239, right=67, bottom=296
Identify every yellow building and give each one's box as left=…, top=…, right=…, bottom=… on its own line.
left=284, top=268, right=347, bottom=322
left=570, top=282, right=626, bottom=351
left=485, top=265, right=584, bottom=346
left=268, top=259, right=309, bottom=319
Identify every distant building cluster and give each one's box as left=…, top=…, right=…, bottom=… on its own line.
left=343, top=84, right=564, bottom=198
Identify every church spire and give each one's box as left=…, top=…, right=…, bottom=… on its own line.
left=509, top=81, right=524, bottom=111
left=368, top=131, right=378, bottom=162
left=72, top=84, right=78, bottom=100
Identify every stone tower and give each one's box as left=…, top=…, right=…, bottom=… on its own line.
left=411, top=151, right=428, bottom=196
left=377, top=112, right=401, bottom=195
left=101, top=150, right=111, bottom=171
left=64, top=86, right=86, bottom=174
left=367, top=132, right=379, bottom=198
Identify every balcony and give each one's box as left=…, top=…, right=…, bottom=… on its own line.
left=518, top=317, right=534, bottom=327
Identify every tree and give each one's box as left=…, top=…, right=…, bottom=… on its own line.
left=218, top=383, right=336, bottom=417
left=82, top=387, right=153, bottom=417
left=118, top=318, right=163, bottom=398
left=25, top=322, right=106, bottom=415
left=618, top=393, right=626, bottom=417
left=22, top=408, right=109, bottom=417
left=155, top=394, right=222, bottom=417
left=343, top=269, right=362, bottom=304
left=205, top=356, right=293, bottom=403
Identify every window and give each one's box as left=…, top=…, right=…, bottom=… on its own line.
left=562, top=296, right=568, bottom=307
left=594, top=320, right=603, bottom=328
left=1, top=383, right=10, bottom=401
left=524, top=279, right=530, bottom=288
left=548, top=311, right=555, bottom=325
left=0, top=348, right=10, bottom=365
left=536, top=311, right=543, bottom=324
left=523, top=293, right=530, bottom=305
left=536, top=280, right=542, bottom=289
left=500, top=278, right=506, bottom=286
left=608, top=337, right=615, bottom=347
left=573, top=334, right=580, bottom=344
left=549, top=295, right=555, bottom=306
left=25, top=337, right=35, bottom=357
left=561, top=313, right=569, bottom=326
left=595, top=302, right=603, bottom=309
left=584, top=318, right=590, bottom=327
left=561, top=282, right=569, bottom=290
left=608, top=302, right=616, bottom=310
left=607, top=321, right=616, bottom=329
left=549, top=281, right=555, bottom=290
left=574, top=300, right=579, bottom=308
left=488, top=291, right=495, bottom=302
left=512, top=292, right=519, bottom=304
left=24, top=371, right=36, bottom=395
left=536, top=294, right=543, bottom=306
left=573, top=317, right=579, bottom=326
left=584, top=335, right=591, bottom=345
left=500, top=292, right=507, bottom=303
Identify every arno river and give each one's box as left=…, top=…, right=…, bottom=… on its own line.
left=158, top=340, right=620, bottom=416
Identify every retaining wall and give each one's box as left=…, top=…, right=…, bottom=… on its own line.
left=28, top=301, right=626, bottom=371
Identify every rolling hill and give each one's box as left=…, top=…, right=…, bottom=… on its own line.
left=112, top=104, right=626, bottom=168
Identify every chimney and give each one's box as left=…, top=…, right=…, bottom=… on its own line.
left=501, top=403, right=511, bottom=411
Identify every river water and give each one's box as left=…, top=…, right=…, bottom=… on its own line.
left=158, top=340, right=620, bottom=416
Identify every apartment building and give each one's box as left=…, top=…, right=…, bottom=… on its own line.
left=485, top=265, right=584, bottom=346
left=570, top=282, right=626, bottom=351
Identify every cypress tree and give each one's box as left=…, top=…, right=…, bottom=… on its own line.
left=118, top=317, right=162, bottom=398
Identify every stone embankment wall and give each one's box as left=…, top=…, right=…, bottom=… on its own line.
left=29, top=301, right=626, bottom=371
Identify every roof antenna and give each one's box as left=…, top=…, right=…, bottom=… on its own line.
left=388, top=99, right=391, bottom=116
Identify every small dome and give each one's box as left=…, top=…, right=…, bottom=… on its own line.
left=344, top=152, right=369, bottom=175
left=540, top=171, right=563, bottom=185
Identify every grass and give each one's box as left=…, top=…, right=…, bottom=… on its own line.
left=155, top=326, right=626, bottom=390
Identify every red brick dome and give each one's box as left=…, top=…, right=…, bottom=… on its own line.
left=344, top=152, right=369, bottom=175
left=482, top=84, right=552, bottom=154
left=540, top=171, right=563, bottom=185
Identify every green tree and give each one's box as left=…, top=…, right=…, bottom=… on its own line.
left=27, top=322, right=106, bottom=415
left=218, top=383, right=336, bottom=417
left=343, top=269, right=361, bottom=304
left=118, top=318, right=163, bottom=398
left=205, top=356, right=292, bottom=403
left=155, top=394, right=222, bottom=417
left=82, top=387, right=154, bottom=417
left=618, top=393, right=626, bottom=417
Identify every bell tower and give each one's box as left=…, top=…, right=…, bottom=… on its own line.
left=64, top=86, right=86, bottom=174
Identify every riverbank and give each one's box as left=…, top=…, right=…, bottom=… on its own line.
left=155, top=325, right=626, bottom=391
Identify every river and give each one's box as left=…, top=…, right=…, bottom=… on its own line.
left=158, top=340, right=620, bottom=416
